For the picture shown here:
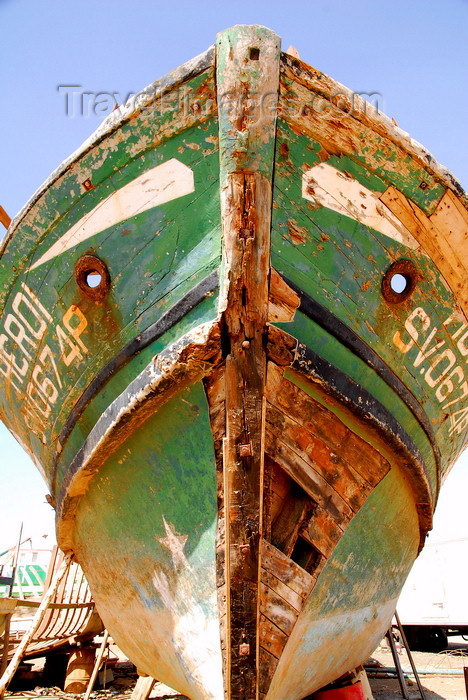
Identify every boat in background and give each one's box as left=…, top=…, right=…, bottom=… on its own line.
left=0, top=24, right=467, bottom=700
left=1, top=546, right=101, bottom=665
left=1, top=545, right=52, bottom=599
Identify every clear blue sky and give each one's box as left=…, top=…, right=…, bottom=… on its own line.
left=0, top=0, right=467, bottom=552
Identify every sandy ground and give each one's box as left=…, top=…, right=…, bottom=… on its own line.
left=4, top=640, right=468, bottom=700
left=368, top=639, right=468, bottom=699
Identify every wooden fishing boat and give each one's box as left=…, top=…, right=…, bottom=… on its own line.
left=1, top=24, right=467, bottom=699
left=1, top=548, right=100, bottom=661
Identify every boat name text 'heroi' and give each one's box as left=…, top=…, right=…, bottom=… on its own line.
left=0, top=283, right=88, bottom=436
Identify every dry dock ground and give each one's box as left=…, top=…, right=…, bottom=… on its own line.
left=3, top=640, right=468, bottom=700
left=368, top=639, right=468, bottom=699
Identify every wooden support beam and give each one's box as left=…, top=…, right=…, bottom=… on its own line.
left=222, top=165, right=269, bottom=700
left=0, top=616, right=11, bottom=681
left=216, top=25, right=280, bottom=699
left=83, top=630, right=109, bottom=700
left=0, top=524, right=23, bottom=679
left=131, top=675, right=156, bottom=700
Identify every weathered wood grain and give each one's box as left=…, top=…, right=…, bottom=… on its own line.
left=261, top=540, right=314, bottom=600
left=430, top=188, right=468, bottom=240
left=266, top=402, right=371, bottom=512
left=267, top=362, right=348, bottom=450
left=130, top=676, right=156, bottom=700
left=266, top=324, right=297, bottom=367
left=258, top=647, right=278, bottom=699
left=216, top=25, right=280, bottom=699
left=267, top=361, right=390, bottom=488
left=270, top=483, right=309, bottom=556
left=260, top=569, right=304, bottom=613
left=259, top=613, right=289, bottom=658
left=279, top=53, right=467, bottom=212
left=299, top=503, right=343, bottom=559
left=338, top=432, right=390, bottom=488
left=268, top=268, right=300, bottom=322
left=222, top=173, right=269, bottom=697
left=265, top=426, right=353, bottom=523
left=260, top=585, right=297, bottom=636
left=205, top=366, right=228, bottom=697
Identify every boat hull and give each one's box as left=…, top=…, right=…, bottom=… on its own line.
left=59, top=350, right=420, bottom=698
left=72, top=382, right=223, bottom=700
left=1, top=23, right=468, bottom=700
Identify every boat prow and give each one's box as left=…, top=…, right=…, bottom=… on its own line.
left=1, top=24, right=467, bottom=699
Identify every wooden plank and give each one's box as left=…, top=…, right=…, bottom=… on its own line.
left=223, top=181, right=267, bottom=693
left=217, top=25, right=280, bottom=699
left=270, top=484, right=309, bottom=556
left=222, top=437, right=231, bottom=697
left=266, top=425, right=353, bottom=523
left=267, top=362, right=390, bottom=487
left=205, top=360, right=228, bottom=685
left=0, top=553, right=71, bottom=698
left=205, top=360, right=228, bottom=689
left=130, top=676, right=156, bottom=700
left=268, top=268, right=300, bottom=322
left=83, top=630, right=109, bottom=700
left=258, top=614, right=289, bottom=659
left=0, top=616, right=11, bottom=681
left=339, top=433, right=390, bottom=488
left=380, top=186, right=468, bottom=317
left=261, top=540, right=314, bottom=600
left=267, top=362, right=349, bottom=450
left=267, top=458, right=289, bottom=541
left=205, top=367, right=226, bottom=448
left=266, top=324, right=297, bottom=367
left=270, top=460, right=291, bottom=501
left=269, top=488, right=285, bottom=529
left=258, top=647, right=279, bottom=698
left=431, top=187, right=468, bottom=231
left=260, top=569, right=304, bottom=613
left=299, top=503, right=343, bottom=558
left=260, top=584, right=297, bottom=636
left=263, top=455, right=274, bottom=541
left=266, top=402, right=371, bottom=512
left=0, top=597, right=93, bottom=611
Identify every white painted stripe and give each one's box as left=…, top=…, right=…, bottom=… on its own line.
left=31, top=158, right=195, bottom=269
left=302, top=163, right=419, bottom=249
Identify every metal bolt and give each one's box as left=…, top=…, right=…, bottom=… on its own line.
left=242, top=340, right=250, bottom=350
left=239, top=643, right=250, bottom=656
left=240, top=544, right=250, bottom=556
left=238, top=443, right=253, bottom=458
left=239, top=227, right=254, bottom=239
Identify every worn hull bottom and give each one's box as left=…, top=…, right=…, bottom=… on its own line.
left=57, top=352, right=421, bottom=699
